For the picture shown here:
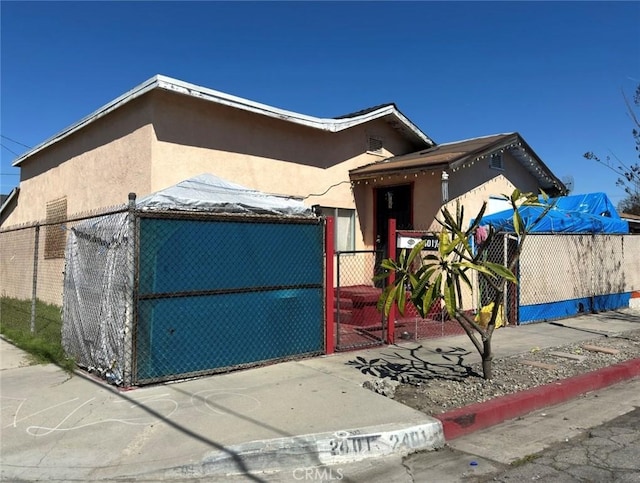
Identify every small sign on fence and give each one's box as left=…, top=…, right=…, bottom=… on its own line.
left=396, top=232, right=439, bottom=251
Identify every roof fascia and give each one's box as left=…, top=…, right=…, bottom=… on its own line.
left=448, top=133, right=566, bottom=194
left=157, top=76, right=434, bottom=144
left=13, top=75, right=433, bottom=167
left=0, top=187, right=19, bottom=219
left=349, top=136, right=511, bottom=180
left=514, top=134, right=567, bottom=194
left=448, top=133, right=519, bottom=170
left=349, top=132, right=566, bottom=195
left=13, top=76, right=161, bottom=167
left=350, top=162, right=449, bottom=181
left=437, top=132, right=516, bottom=148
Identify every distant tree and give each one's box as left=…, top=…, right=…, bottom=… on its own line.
left=584, top=84, right=640, bottom=216
left=375, top=190, right=554, bottom=380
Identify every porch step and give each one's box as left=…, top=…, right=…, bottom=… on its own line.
left=334, top=309, right=352, bottom=325
left=334, top=297, right=353, bottom=310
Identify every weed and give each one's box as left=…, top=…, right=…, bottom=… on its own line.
left=510, top=453, right=540, bottom=467
left=0, top=297, right=75, bottom=372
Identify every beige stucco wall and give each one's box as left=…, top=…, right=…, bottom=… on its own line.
left=437, top=174, right=519, bottom=231
left=2, top=89, right=419, bottom=235
left=1, top=88, right=423, bottom=303
left=147, top=90, right=418, bottom=250
left=436, top=149, right=542, bottom=232
left=351, top=170, right=443, bottom=249
left=2, top=97, right=155, bottom=227
left=149, top=91, right=415, bottom=198
left=350, top=150, right=544, bottom=250
left=449, top=150, right=540, bottom=202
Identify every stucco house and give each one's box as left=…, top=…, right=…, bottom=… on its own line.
left=1, top=75, right=569, bottom=312
left=1, top=75, right=565, bottom=251
left=350, top=132, right=566, bottom=253
left=1, top=74, right=574, bottom=364
left=0, top=75, right=433, bottom=235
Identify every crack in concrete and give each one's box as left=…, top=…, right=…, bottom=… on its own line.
left=401, top=456, right=415, bottom=483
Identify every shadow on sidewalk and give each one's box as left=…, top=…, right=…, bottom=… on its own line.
left=346, top=345, right=480, bottom=385
left=74, top=370, right=275, bottom=482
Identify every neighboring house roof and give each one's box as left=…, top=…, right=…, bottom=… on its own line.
left=0, top=188, right=18, bottom=215
left=620, top=212, right=640, bottom=233
left=12, top=75, right=434, bottom=167
left=0, top=188, right=19, bottom=226
left=349, top=132, right=567, bottom=194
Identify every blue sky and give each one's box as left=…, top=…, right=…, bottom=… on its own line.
left=1, top=1, right=639, bottom=206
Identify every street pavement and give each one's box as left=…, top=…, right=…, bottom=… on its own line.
left=328, top=378, right=640, bottom=482
left=1, top=308, right=639, bottom=482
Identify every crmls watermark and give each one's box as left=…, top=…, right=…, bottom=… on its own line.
left=292, top=467, right=344, bottom=481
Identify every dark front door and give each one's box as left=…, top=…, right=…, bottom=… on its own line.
left=375, top=184, right=413, bottom=256
left=374, top=184, right=412, bottom=287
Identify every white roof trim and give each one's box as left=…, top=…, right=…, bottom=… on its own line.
left=436, top=132, right=516, bottom=147
left=13, top=75, right=433, bottom=167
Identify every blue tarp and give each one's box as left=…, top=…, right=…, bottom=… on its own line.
left=477, top=192, right=629, bottom=234
left=473, top=192, right=630, bottom=325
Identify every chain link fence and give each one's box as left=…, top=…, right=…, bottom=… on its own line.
left=518, top=233, right=640, bottom=323
left=1, top=222, right=65, bottom=309
left=334, top=250, right=386, bottom=351
left=132, top=213, right=325, bottom=385
left=475, top=232, right=519, bottom=325
left=2, top=205, right=325, bottom=386
left=393, top=231, right=470, bottom=341
left=333, top=240, right=468, bottom=350
left=62, top=207, right=133, bottom=384
left=4, top=203, right=639, bottom=383
left=378, top=229, right=640, bottom=337
left=1, top=206, right=128, bottom=338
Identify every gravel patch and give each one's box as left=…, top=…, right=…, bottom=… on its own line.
left=391, top=329, right=640, bottom=416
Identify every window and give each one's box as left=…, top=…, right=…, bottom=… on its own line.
left=45, top=197, right=67, bottom=259
left=321, top=207, right=355, bottom=251
left=367, top=136, right=384, bottom=154
left=489, top=153, right=504, bottom=170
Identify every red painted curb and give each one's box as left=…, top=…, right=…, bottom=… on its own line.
left=435, top=358, right=640, bottom=441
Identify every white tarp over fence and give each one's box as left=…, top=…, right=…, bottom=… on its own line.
left=136, top=173, right=312, bottom=216
left=62, top=174, right=314, bottom=385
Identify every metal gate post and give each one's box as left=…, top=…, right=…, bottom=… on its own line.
left=30, top=224, right=40, bottom=334
left=503, top=233, right=508, bottom=322
left=386, top=218, right=396, bottom=344
left=325, top=216, right=335, bottom=354
left=123, top=193, right=137, bottom=386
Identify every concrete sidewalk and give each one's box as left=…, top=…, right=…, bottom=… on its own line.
left=1, top=308, right=639, bottom=481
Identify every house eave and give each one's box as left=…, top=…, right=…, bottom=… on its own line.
left=349, top=132, right=567, bottom=195
left=349, top=162, right=449, bottom=181
left=12, top=75, right=433, bottom=167
left=449, top=135, right=567, bottom=194
left=509, top=136, right=567, bottom=194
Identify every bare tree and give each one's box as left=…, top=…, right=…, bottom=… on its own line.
left=584, top=84, right=640, bottom=215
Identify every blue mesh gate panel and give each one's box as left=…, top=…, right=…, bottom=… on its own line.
left=135, top=216, right=324, bottom=383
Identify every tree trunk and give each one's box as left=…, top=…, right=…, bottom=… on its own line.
left=481, top=337, right=493, bottom=380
